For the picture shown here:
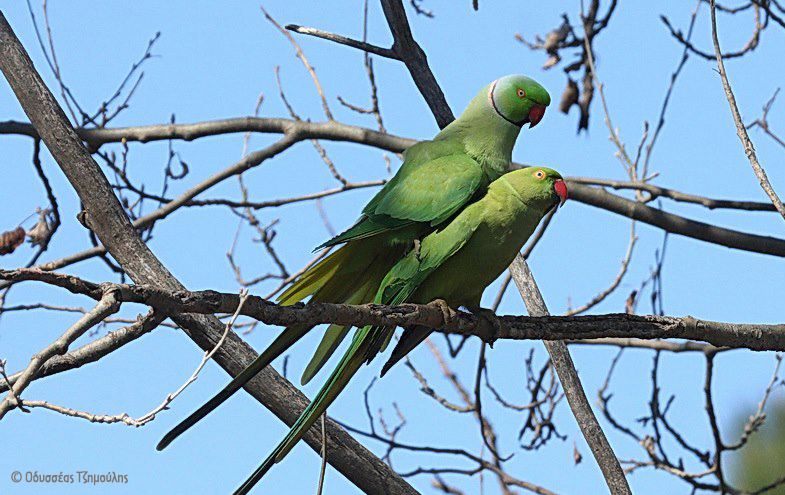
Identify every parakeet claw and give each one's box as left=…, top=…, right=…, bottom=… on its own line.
left=412, top=238, right=423, bottom=261
left=467, top=306, right=502, bottom=346
left=428, top=298, right=455, bottom=327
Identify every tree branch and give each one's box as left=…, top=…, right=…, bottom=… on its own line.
left=6, top=268, right=781, bottom=395
left=0, top=287, right=121, bottom=419
left=285, top=24, right=399, bottom=60
left=0, top=309, right=165, bottom=390
left=0, top=13, right=419, bottom=495
left=569, top=176, right=777, bottom=211
left=568, top=182, right=785, bottom=257
left=4, top=117, right=782, bottom=264
left=509, top=257, right=632, bottom=495
left=709, top=0, right=785, bottom=222
left=380, top=0, right=454, bottom=128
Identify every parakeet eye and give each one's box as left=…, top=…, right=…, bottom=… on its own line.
left=534, top=170, right=546, bottom=179
left=516, top=88, right=526, bottom=99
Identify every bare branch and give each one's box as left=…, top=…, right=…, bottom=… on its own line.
left=568, top=182, right=785, bottom=257
left=0, top=310, right=165, bottom=392
left=568, top=337, right=722, bottom=353
left=642, top=0, right=701, bottom=180
left=285, top=24, right=399, bottom=60
left=725, top=352, right=783, bottom=451
left=565, top=221, right=637, bottom=316
left=0, top=14, right=419, bottom=494
left=380, top=0, right=454, bottom=128
left=262, top=6, right=333, bottom=121
left=709, top=0, right=785, bottom=221
left=509, top=256, right=632, bottom=495
left=569, top=176, right=777, bottom=211
left=747, top=88, right=785, bottom=150
left=3, top=268, right=785, bottom=354
left=0, top=287, right=121, bottom=419
left=661, top=4, right=763, bottom=61
left=3, top=116, right=783, bottom=258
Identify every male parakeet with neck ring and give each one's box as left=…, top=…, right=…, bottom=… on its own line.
left=157, top=75, right=551, bottom=457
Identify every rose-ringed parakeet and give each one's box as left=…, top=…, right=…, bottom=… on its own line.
left=233, top=166, right=567, bottom=494
left=157, top=75, right=550, bottom=451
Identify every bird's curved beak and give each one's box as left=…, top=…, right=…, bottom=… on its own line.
left=553, top=179, right=568, bottom=207
left=528, top=104, right=546, bottom=128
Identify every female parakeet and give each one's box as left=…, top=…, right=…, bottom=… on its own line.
left=157, top=74, right=550, bottom=451
left=233, top=166, right=567, bottom=494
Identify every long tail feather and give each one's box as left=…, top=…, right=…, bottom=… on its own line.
left=300, top=253, right=394, bottom=385
left=380, top=325, right=432, bottom=377
left=233, top=328, right=373, bottom=495
left=156, top=325, right=311, bottom=451
left=300, top=323, right=350, bottom=385
left=278, top=247, right=352, bottom=305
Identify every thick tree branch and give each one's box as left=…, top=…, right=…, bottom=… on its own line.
left=6, top=268, right=780, bottom=396
left=0, top=117, right=412, bottom=151
left=380, top=0, right=454, bottom=128
left=509, top=257, right=632, bottom=495
left=0, top=12, right=419, bottom=495
left=568, top=183, right=785, bottom=257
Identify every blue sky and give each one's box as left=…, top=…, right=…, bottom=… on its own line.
left=1, top=1, right=784, bottom=494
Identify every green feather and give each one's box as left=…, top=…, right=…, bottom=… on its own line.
left=155, top=323, right=311, bottom=452
left=233, top=326, right=375, bottom=495
left=159, top=77, right=554, bottom=492
left=234, top=166, right=565, bottom=493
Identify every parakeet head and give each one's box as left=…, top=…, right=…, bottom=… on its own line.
left=498, top=166, right=567, bottom=211
left=489, top=75, right=551, bottom=128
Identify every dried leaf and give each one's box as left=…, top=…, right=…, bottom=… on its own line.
left=573, top=441, right=583, bottom=465
left=542, top=54, right=561, bottom=70
left=27, top=209, right=53, bottom=247
left=563, top=58, right=584, bottom=73
left=543, top=22, right=570, bottom=53
left=0, top=227, right=26, bottom=255
left=625, top=290, right=638, bottom=314
left=559, top=79, right=579, bottom=114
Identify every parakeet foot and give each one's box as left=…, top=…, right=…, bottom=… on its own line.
left=412, top=238, right=423, bottom=261
left=428, top=298, right=455, bottom=327
left=466, top=306, right=502, bottom=347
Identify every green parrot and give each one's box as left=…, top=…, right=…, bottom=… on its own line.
left=156, top=75, right=550, bottom=451
left=235, top=166, right=567, bottom=494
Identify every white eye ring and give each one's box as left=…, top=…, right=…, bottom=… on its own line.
left=535, top=170, right=545, bottom=179
left=516, top=88, right=526, bottom=99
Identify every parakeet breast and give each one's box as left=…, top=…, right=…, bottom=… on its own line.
left=412, top=190, right=544, bottom=308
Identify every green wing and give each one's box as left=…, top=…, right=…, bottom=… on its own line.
left=380, top=212, right=481, bottom=305
left=374, top=153, right=484, bottom=226
left=319, top=144, right=485, bottom=248
left=369, top=213, right=483, bottom=369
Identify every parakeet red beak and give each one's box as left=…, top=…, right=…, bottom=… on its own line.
left=528, top=104, right=546, bottom=128
left=553, top=179, right=568, bottom=207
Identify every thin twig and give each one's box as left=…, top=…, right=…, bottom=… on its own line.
left=0, top=288, right=121, bottom=419
left=565, top=221, right=637, bottom=316
left=709, top=0, right=785, bottom=221
left=285, top=24, right=399, bottom=60
left=262, top=6, right=333, bottom=121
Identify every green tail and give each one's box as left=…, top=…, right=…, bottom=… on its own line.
left=156, top=325, right=310, bottom=451
left=157, top=239, right=395, bottom=451
left=299, top=249, right=395, bottom=385
left=233, top=327, right=376, bottom=495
